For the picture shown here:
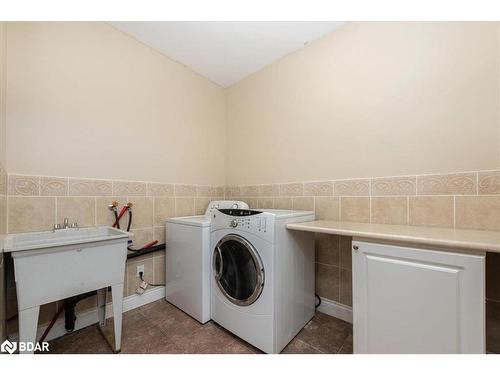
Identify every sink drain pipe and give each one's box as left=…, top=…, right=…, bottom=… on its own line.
left=64, top=291, right=99, bottom=332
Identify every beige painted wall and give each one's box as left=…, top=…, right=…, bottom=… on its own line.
left=226, top=22, right=500, bottom=185
left=6, top=22, right=226, bottom=185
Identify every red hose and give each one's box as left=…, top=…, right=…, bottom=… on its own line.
left=39, top=302, right=65, bottom=343
left=143, top=240, right=158, bottom=249
left=113, top=205, right=129, bottom=228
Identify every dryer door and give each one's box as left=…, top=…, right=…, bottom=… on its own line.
left=213, top=234, right=265, bottom=306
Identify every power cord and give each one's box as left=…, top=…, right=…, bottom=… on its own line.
left=315, top=293, right=321, bottom=308
left=139, top=271, right=165, bottom=287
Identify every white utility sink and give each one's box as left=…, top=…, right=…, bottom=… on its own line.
left=4, top=226, right=130, bottom=354
left=4, top=226, right=129, bottom=252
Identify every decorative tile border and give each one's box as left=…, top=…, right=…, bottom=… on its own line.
left=6, top=173, right=224, bottom=198
left=69, top=178, right=112, bottom=196
left=225, top=169, right=500, bottom=232
left=228, top=170, right=500, bottom=199
left=5, top=173, right=225, bottom=240
left=478, top=171, right=500, bottom=195
left=371, top=176, right=416, bottom=196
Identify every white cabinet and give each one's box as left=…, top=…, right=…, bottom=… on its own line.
left=352, top=240, right=485, bottom=354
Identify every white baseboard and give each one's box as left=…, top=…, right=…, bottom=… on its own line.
left=316, top=296, right=353, bottom=324
left=9, top=286, right=165, bottom=342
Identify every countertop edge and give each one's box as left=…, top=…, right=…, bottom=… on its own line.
left=286, top=221, right=500, bottom=253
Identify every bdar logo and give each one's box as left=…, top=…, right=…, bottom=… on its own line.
left=1, top=339, right=17, bottom=354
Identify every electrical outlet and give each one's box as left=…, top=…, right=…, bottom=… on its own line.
left=136, top=264, right=145, bottom=277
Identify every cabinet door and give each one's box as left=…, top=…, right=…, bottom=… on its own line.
left=352, top=240, right=485, bottom=354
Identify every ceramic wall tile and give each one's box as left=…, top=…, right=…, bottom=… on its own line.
left=69, top=178, right=112, bottom=196
left=315, top=263, right=340, bottom=301
left=259, top=184, right=279, bottom=197
left=409, top=196, right=454, bottom=228
left=153, top=255, right=166, bottom=285
left=455, top=196, right=500, bottom=231
left=8, top=175, right=39, bottom=196
left=257, top=198, right=274, bottom=209
left=304, top=181, right=333, bottom=196
left=95, top=196, right=126, bottom=226
left=240, top=185, right=259, bottom=197
left=273, top=197, right=293, bottom=210
left=340, top=197, right=370, bottom=223
left=40, top=176, right=68, bottom=196
left=371, top=176, right=416, bottom=196
left=129, top=227, right=154, bottom=248
left=479, top=171, right=500, bottom=195
left=154, top=197, right=175, bottom=226
left=147, top=182, right=174, bottom=197
left=339, top=236, right=352, bottom=270
left=417, top=173, right=477, bottom=195
left=153, top=226, right=166, bottom=245
left=175, top=197, right=195, bottom=217
left=196, top=185, right=219, bottom=197
left=56, top=197, right=96, bottom=227
left=8, top=196, right=55, bottom=233
left=225, top=186, right=241, bottom=198
left=339, top=269, right=352, bottom=306
left=195, top=197, right=211, bottom=215
left=315, top=233, right=340, bottom=266
left=371, top=196, right=408, bottom=225
left=127, top=197, right=153, bottom=229
left=280, top=183, right=303, bottom=196
left=314, top=197, right=340, bottom=220
left=334, top=179, right=370, bottom=196
left=292, top=197, right=314, bottom=211
left=174, top=184, right=196, bottom=197
left=113, top=181, right=147, bottom=196
left=126, top=257, right=153, bottom=296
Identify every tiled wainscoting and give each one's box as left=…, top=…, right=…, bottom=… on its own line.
left=4, top=173, right=223, bottom=336
left=226, top=170, right=500, bottom=353
left=4, top=169, right=500, bottom=352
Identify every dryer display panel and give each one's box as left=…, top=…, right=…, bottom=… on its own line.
left=217, top=209, right=262, bottom=216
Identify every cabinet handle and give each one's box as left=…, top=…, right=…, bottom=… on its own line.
left=353, top=245, right=359, bottom=251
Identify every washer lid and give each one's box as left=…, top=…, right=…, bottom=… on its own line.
left=166, top=215, right=211, bottom=227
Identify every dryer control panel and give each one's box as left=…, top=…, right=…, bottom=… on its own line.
left=212, top=209, right=275, bottom=242
left=217, top=209, right=262, bottom=216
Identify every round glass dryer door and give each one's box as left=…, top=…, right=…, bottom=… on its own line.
left=213, top=234, right=265, bottom=306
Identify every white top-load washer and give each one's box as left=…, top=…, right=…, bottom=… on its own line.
left=165, top=200, right=248, bottom=323
left=210, top=208, right=315, bottom=353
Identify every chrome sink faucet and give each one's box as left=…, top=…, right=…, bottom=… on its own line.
left=54, top=218, right=78, bottom=231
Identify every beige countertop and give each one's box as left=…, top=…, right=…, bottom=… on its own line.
left=286, top=220, right=500, bottom=253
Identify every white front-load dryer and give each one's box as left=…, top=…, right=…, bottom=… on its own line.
left=165, top=200, right=248, bottom=323
left=210, top=208, right=315, bottom=353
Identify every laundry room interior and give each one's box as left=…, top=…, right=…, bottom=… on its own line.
left=1, top=20, right=500, bottom=356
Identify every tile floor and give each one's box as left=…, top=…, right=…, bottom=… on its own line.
left=44, top=299, right=353, bottom=354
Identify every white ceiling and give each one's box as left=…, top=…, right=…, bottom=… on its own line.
left=109, top=22, right=346, bottom=88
